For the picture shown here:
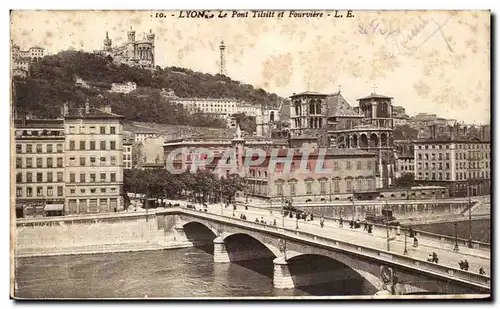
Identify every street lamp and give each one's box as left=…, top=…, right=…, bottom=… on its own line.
left=453, top=221, right=459, bottom=251
left=281, top=195, right=285, bottom=228
left=403, top=227, right=408, bottom=255
left=467, top=179, right=473, bottom=248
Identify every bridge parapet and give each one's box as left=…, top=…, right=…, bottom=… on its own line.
left=157, top=207, right=490, bottom=292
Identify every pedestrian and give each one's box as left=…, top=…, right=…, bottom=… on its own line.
left=432, top=252, right=439, bottom=264
left=458, top=261, right=464, bottom=270
left=349, top=220, right=354, bottom=229
left=273, top=219, right=277, bottom=226
left=427, top=253, right=433, bottom=262
left=310, top=213, right=314, bottom=221
left=413, top=237, right=418, bottom=248
left=296, top=218, right=299, bottom=230
left=409, top=227, right=414, bottom=238
left=320, top=217, right=324, bottom=228
left=289, top=212, right=293, bottom=218
left=479, top=267, right=486, bottom=275
left=396, top=225, right=401, bottom=236
left=364, top=222, right=368, bottom=231
left=260, top=216, right=264, bottom=223
left=303, top=213, right=307, bottom=221
left=463, top=260, right=469, bottom=271
left=368, top=224, right=373, bottom=234
left=255, top=218, right=259, bottom=223
left=339, top=218, right=343, bottom=227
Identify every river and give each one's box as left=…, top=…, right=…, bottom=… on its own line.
left=15, top=246, right=367, bottom=298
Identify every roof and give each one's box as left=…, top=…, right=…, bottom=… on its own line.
left=357, top=93, right=393, bottom=100
left=290, top=91, right=327, bottom=97
left=325, top=92, right=363, bottom=117
left=64, top=107, right=124, bottom=120
left=14, top=118, right=64, bottom=129
left=413, top=136, right=487, bottom=144
left=245, top=147, right=376, bottom=158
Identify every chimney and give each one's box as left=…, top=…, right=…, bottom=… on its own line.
left=85, top=100, right=90, bottom=114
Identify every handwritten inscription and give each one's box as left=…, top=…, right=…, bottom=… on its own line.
left=153, top=10, right=355, bottom=19
left=359, top=14, right=455, bottom=54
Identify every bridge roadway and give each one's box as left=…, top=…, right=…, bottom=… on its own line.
left=184, top=202, right=490, bottom=277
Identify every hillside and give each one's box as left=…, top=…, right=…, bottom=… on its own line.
left=12, top=50, right=282, bottom=128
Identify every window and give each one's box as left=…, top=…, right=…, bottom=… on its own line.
left=37, top=187, right=43, bottom=196
left=100, top=126, right=106, bottom=134
left=57, top=186, right=63, bottom=196
left=346, top=180, right=352, bottom=192
left=110, top=126, right=116, bottom=134
left=80, top=173, right=86, bottom=183
left=36, top=158, right=42, bottom=168
left=36, top=144, right=42, bottom=153
left=367, top=178, right=374, bottom=190
left=367, top=160, right=372, bottom=170
left=16, top=172, right=22, bottom=183
left=26, top=187, right=32, bottom=197
left=357, top=178, right=363, bottom=191
left=289, top=182, right=296, bottom=196
left=100, top=156, right=106, bottom=165
left=276, top=182, right=284, bottom=195
left=346, top=161, right=351, bottom=170
left=80, top=189, right=86, bottom=194
left=101, top=188, right=106, bottom=193
left=57, top=157, right=63, bottom=167
left=445, top=153, right=450, bottom=160
left=16, top=157, right=22, bottom=168
left=70, top=173, right=75, bottom=183
left=306, top=181, right=312, bottom=194
left=90, top=141, right=96, bottom=150
left=123, top=154, right=126, bottom=161
left=26, top=172, right=32, bottom=183
left=69, top=157, right=76, bottom=166
left=90, top=188, right=96, bottom=194
left=26, top=144, right=32, bottom=153
left=56, top=144, right=63, bottom=153
left=356, top=161, right=362, bottom=170
left=79, top=141, right=85, bottom=150
left=69, top=141, right=75, bottom=150
left=16, top=187, right=22, bottom=197
left=16, top=144, right=21, bottom=153
left=110, top=173, right=116, bottom=182
left=334, top=161, right=339, bottom=170
left=57, top=172, right=63, bottom=182
left=418, top=154, right=422, bottom=160
left=80, top=157, right=86, bottom=166
left=334, top=179, right=340, bottom=193
left=90, top=126, right=96, bottom=134
left=90, top=173, right=96, bottom=182
left=47, top=172, right=53, bottom=182
left=100, top=141, right=106, bottom=150
left=89, top=156, right=96, bottom=166
left=111, top=156, right=116, bottom=166
left=70, top=189, right=75, bottom=194
left=47, top=157, right=53, bottom=168
left=26, top=158, right=32, bottom=168
left=47, top=144, right=53, bottom=153
left=100, top=173, right=106, bottom=182
left=320, top=180, right=326, bottom=194
left=110, top=141, right=116, bottom=150
left=47, top=186, right=53, bottom=196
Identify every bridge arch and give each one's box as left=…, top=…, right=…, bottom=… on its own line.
left=222, top=232, right=281, bottom=260
left=285, top=253, right=379, bottom=295
left=182, top=221, right=218, bottom=246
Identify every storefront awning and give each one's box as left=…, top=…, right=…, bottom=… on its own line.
left=44, top=204, right=64, bottom=212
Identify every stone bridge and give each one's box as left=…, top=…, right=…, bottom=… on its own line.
left=157, top=208, right=490, bottom=296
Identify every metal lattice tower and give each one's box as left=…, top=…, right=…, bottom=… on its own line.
left=219, top=39, right=226, bottom=76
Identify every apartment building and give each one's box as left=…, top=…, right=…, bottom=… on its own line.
left=63, top=103, right=124, bottom=214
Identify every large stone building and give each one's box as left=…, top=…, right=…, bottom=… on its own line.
left=11, top=42, right=45, bottom=78
left=96, top=28, right=155, bottom=70
left=14, top=119, right=66, bottom=216
left=413, top=137, right=491, bottom=197
left=63, top=103, right=125, bottom=214
left=109, top=81, right=137, bottom=94
left=123, top=138, right=133, bottom=169
left=171, top=97, right=260, bottom=117
left=289, top=90, right=396, bottom=188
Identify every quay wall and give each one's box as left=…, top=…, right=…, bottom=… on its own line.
left=15, top=213, right=191, bottom=257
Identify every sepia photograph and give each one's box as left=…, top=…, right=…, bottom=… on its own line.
left=9, top=9, right=491, bottom=300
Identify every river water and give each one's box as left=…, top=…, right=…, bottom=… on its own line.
left=15, top=246, right=366, bottom=298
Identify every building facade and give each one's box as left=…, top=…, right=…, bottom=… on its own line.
left=14, top=119, right=66, bottom=215
left=413, top=137, right=491, bottom=197
left=12, top=44, right=45, bottom=61
left=110, top=81, right=137, bottom=94
left=123, top=138, right=133, bottom=169
left=63, top=103, right=124, bottom=214
left=96, top=28, right=155, bottom=70
left=134, top=132, right=160, bottom=143
left=289, top=90, right=396, bottom=188
left=394, top=155, right=415, bottom=179
left=171, top=98, right=260, bottom=117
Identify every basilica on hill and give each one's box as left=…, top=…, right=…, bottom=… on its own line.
left=95, top=27, right=155, bottom=70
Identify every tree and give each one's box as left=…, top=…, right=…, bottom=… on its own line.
left=394, top=173, right=415, bottom=188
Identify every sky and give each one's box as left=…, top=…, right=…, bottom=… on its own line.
left=10, top=10, right=490, bottom=124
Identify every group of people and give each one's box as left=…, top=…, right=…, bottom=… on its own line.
left=458, top=259, right=469, bottom=271
left=346, top=219, right=374, bottom=234
left=254, top=216, right=277, bottom=226
left=284, top=210, right=314, bottom=222
left=427, top=252, right=439, bottom=263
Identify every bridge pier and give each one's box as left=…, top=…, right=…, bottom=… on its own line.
left=273, top=257, right=294, bottom=289
left=213, top=237, right=230, bottom=263
left=173, top=221, right=187, bottom=242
